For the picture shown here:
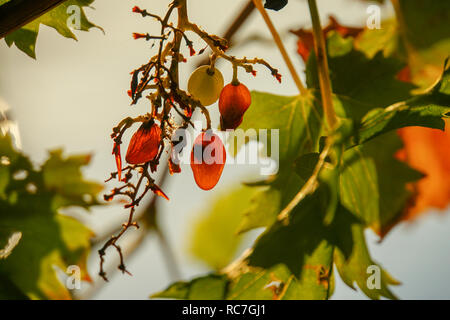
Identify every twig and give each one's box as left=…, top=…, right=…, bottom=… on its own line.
left=277, top=138, right=333, bottom=222
left=251, top=0, right=308, bottom=95
left=196, top=1, right=256, bottom=67
left=307, top=0, right=338, bottom=130
left=187, top=21, right=281, bottom=80
left=155, top=227, right=181, bottom=280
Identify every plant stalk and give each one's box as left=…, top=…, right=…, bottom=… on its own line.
left=252, top=0, right=308, bottom=95
left=307, top=0, right=337, bottom=130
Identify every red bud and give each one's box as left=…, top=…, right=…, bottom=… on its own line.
left=219, top=83, right=251, bottom=130
left=133, top=33, right=147, bottom=40
left=126, top=121, right=161, bottom=164
left=112, top=143, right=122, bottom=180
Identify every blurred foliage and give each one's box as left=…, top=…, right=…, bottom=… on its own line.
left=189, top=186, right=258, bottom=270
left=0, top=133, right=102, bottom=299
left=2, top=0, right=101, bottom=58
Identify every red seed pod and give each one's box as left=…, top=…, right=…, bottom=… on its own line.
left=220, top=114, right=243, bottom=132
left=218, top=83, right=251, bottom=130
left=126, top=121, right=161, bottom=164
left=190, top=131, right=226, bottom=190
left=112, top=142, right=122, bottom=180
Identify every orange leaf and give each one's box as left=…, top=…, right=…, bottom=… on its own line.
left=397, top=120, right=450, bottom=220
left=291, top=16, right=364, bottom=62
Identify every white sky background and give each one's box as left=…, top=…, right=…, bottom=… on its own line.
left=0, top=0, right=449, bottom=299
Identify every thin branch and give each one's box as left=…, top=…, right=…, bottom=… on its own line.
left=0, top=0, right=67, bottom=39
left=187, top=21, right=281, bottom=79
left=155, top=227, right=181, bottom=280
left=277, top=138, right=333, bottom=222
left=141, top=160, right=181, bottom=280
left=251, top=0, right=308, bottom=95
left=307, top=0, right=338, bottom=130
left=196, top=1, right=256, bottom=67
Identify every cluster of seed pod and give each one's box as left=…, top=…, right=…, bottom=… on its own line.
left=100, top=1, right=280, bottom=280
left=118, top=65, right=253, bottom=191
left=186, top=65, right=253, bottom=189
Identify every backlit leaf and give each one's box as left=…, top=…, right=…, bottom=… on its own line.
left=0, top=133, right=101, bottom=299
left=4, top=0, right=102, bottom=58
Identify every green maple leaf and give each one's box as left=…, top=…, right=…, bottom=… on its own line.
left=3, top=0, right=102, bottom=58
left=42, top=149, right=103, bottom=210
left=306, top=32, right=448, bottom=235
left=340, top=132, right=423, bottom=236
left=332, top=205, right=399, bottom=300
left=307, top=32, right=415, bottom=115
left=231, top=90, right=323, bottom=166
left=227, top=90, right=324, bottom=233
left=356, top=1, right=450, bottom=88
left=237, top=170, right=304, bottom=233
left=152, top=274, right=228, bottom=300
left=356, top=19, right=400, bottom=59
left=242, top=189, right=335, bottom=300
left=0, top=133, right=102, bottom=299
left=356, top=62, right=450, bottom=145
left=305, top=31, right=448, bottom=156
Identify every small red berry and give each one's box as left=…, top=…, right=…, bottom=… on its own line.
left=126, top=121, right=161, bottom=164
left=219, top=82, right=251, bottom=130
left=190, top=132, right=226, bottom=190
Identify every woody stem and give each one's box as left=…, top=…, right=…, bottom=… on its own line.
left=307, top=0, right=338, bottom=130
left=251, top=0, right=308, bottom=95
